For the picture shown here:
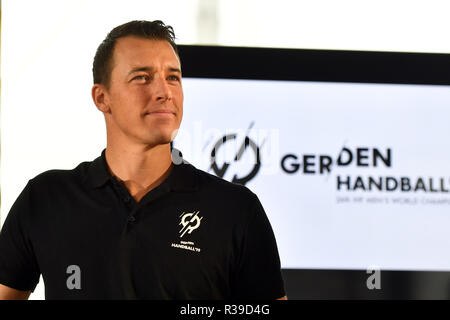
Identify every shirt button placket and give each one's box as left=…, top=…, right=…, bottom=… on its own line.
left=124, top=195, right=132, bottom=205
left=127, top=200, right=138, bottom=224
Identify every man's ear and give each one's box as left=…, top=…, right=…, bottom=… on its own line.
left=91, top=84, right=111, bottom=114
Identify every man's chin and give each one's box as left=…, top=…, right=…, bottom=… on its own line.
left=134, top=126, right=180, bottom=147
left=142, top=134, right=173, bottom=148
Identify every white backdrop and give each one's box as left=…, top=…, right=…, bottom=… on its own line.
left=178, top=79, right=450, bottom=271
left=3, top=0, right=450, bottom=300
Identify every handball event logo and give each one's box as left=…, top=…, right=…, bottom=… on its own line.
left=209, top=122, right=261, bottom=186
left=174, top=121, right=450, bottom=194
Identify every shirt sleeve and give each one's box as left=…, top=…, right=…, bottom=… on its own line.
left=232, top=194, right=286, bottom=299
left=0, top=181, right=40, bottom=292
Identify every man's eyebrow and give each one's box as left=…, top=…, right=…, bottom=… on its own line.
left=168, top=67, right=182, bottom=73
left=127, top=66, right=181, bottom=76
left=128, top=66, right=153, bottom=76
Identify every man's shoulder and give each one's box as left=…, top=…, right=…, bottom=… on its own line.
left=188, top=162, right=258, bottom=204
left=188, top=163, right=266, bottom=230
left=28, top=159, right=92, bottom=188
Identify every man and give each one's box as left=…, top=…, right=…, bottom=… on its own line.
left=0, top=20, right=286, bottom=300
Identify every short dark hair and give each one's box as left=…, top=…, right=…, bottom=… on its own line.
left=92, top=20, right=178, bottom=89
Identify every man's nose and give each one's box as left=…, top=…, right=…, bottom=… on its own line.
left=153, top=74, right=172, bottom=102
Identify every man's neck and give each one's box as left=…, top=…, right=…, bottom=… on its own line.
left=104, top=143, right=174, bottom=202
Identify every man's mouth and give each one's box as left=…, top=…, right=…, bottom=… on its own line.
left=144, top=110, right=176, bottom=117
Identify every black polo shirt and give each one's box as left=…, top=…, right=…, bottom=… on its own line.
left=0, top=149, right=285, bottom=299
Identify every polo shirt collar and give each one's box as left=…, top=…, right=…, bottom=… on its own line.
left=84, top=148, right=198, bottom=192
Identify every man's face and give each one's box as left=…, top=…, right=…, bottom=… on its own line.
left=102, top=36, right=183, bottom=147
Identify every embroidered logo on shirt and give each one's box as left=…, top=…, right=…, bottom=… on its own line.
left=170, top=211, right=203, bottom=253
left=179, top=211, right=203, bottom=238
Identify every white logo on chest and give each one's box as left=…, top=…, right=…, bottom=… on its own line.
left=179, top=211, right=202, bottom=238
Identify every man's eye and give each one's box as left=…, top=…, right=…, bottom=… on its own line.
left=133, top=75, right=149, bottom=81
left=168, top=75, right=180, bottom=81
